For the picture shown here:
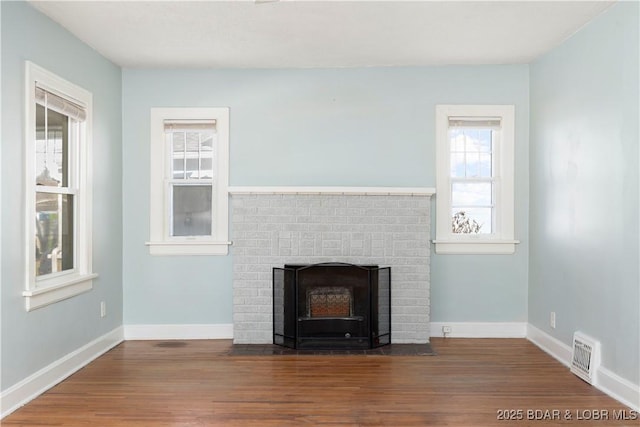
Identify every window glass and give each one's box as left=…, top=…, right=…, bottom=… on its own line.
left=35, top=106, right=70, bottom=187
left=168, top=128, right=216, bottom=180
left=35, top=193, right=74, bottom=276
left=166, top=124, right=216, bottom=237
left=449, top=127, right=495, bottom=235
left=171, top=184, right=213, bottom=237
left=34, top=95, right=78, bottom=276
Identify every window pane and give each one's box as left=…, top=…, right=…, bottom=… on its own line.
left=449, top=129, right=464, bottom=152
left=452, top=208, right=492, bottom=234
left=170, top=133, right=185, bottom=179
left=171, top=185, right=212, bottom=237
left=185, top=132, right=200, bottom=178
left=200, top=133, right=214, bottom=151
left=450, top=128, right=494, bottom=179
left=478, top=129, right=493, bottom=153
left=450, top=153, right=465, bottom=178
left=185, top=157, right=199, bottom=178
left=170, top=130, right=217, bottom=180
left=35, top=192, right=74, bottom=276
left=186, top=132, right=200, bottom=153
left=479, top=153, right=492, bottom=177
left=200, top=156, right=214, bottom=179
left=465, top=154, right=480, bottom=177
left=172, top=158, right=184, bottom=179
left=35, top=106, right=69, bottom=187
left=464, top=130, right=482, bottom=153
left=172, top=132, right=185, bottom=152
left=451, top=182, right=492, bottom=206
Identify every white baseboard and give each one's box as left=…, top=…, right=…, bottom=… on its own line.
left=123, top=323, right=234, bottom=340
left=525, top=324, right=572, bottom=366
left=526, top=324, right=640, bottom=412
left=430, top=322, right=527, bottom=338
left=597, top=366, right=640, bottom=412
left=0, top=326, right=124, bottom=419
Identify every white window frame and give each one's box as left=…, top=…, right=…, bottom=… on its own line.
left=433, top=105, right=518, bottom=254
left=24, top=62, right=96, bottom=311
left=147, top=107, right=230, bottom=256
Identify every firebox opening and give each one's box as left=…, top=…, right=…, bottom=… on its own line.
left=273, top=262, right=391, bottom=350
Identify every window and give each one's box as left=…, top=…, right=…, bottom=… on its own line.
left=434, top=105, right=518, bottom=254
left=147, top=108, right=230, bottom=255
left=24, top=62, right=96, bottom=311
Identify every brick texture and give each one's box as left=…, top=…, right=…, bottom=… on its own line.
left=231, top=194, right=431, bottom=344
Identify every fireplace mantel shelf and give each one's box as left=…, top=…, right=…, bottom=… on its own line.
left=228, top=186, right=435, bottom=196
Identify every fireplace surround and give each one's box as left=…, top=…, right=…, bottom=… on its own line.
left=273, top=263, right=391, bottom=349
left=230, top=187, right=433, bottom=344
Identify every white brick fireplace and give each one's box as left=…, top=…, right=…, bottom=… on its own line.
left=229, top=187, right=434, bottom=344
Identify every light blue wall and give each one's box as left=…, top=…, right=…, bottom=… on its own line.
left=530, top=2, right=639, bottom=383
left=1, top=2, right=123, bottom=391
left=122, top=66, right=529, bottom=325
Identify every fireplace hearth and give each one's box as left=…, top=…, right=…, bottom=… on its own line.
left=273, top=263, right=391, bottom=350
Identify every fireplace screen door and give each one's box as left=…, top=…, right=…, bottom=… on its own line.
left=273, top=263, right=391, bottom=349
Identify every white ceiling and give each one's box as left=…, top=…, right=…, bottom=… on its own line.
left=29, top=0, right=615, bottom=69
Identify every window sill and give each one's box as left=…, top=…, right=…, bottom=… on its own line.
left=23, top=273, right=97, bottom=311
left=146, top=240, right=232, bottom=256
left=432, top=239, right=519, bottom=255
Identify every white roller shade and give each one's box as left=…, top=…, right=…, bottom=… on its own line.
left=35, top=86, right=86, bottom=122
left=448, top=117, right=501, bottom=129
left=164, top=120, right=216, bottom=132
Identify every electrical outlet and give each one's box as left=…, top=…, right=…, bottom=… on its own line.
left=100, top=301, right=106, bottom=318
left=442, top=325, right=452, bottom=336
left=550, top=311, right=556, bottom=329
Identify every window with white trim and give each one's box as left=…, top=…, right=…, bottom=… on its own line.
left=434, top=105, right=518, bottom=254
left=147, top=108, right=230, bottom=255
left=24, top=62, right=96, bottom=311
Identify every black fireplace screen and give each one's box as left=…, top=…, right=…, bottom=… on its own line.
left=273, top=263, right=391, bottom=349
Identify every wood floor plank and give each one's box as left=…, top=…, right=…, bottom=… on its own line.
left=3, top=338, right=637, bottom=426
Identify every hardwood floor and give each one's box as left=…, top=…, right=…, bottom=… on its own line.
left=3, top=338, right=637, bottom=426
